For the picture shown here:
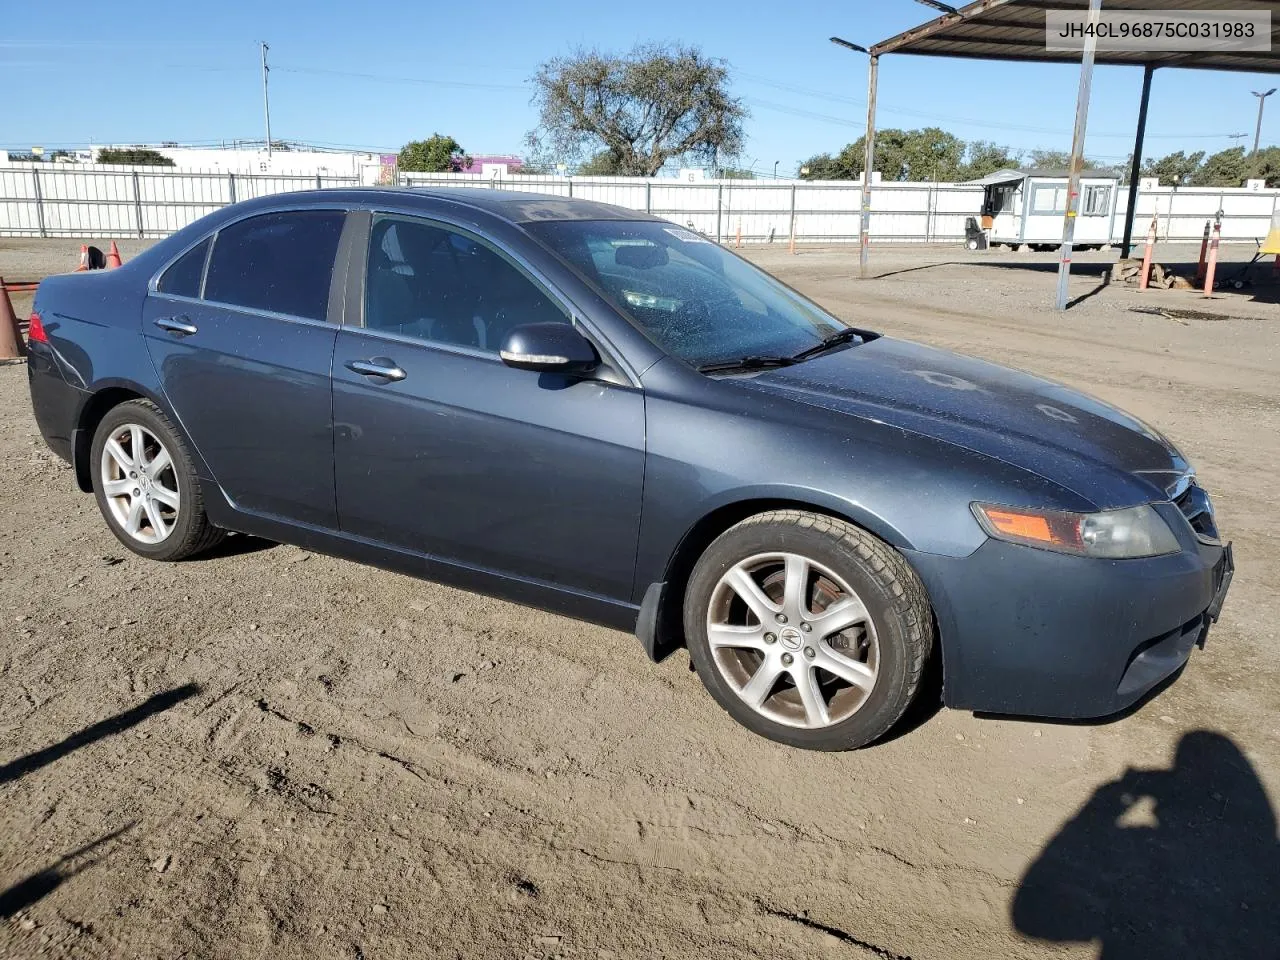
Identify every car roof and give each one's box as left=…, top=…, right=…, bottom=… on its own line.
left=249, top=186, right=664, bottom=225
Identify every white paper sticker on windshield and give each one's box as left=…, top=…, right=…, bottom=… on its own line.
left=664, top=226, right=711, bottom=244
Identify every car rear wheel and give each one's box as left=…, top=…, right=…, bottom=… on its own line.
left=91, top=399, right=224, bottom=561
left=684, top=510, right=933, bottom=751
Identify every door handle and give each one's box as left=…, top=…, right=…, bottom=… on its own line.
left=154, top=316, right=198, bottom=336
left=346, top=358, right=407, bottom=382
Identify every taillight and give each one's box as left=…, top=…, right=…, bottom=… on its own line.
left=27, top=311, right=48, bottom=343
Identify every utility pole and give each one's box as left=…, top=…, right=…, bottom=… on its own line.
left=1054, top=0, right=1102, bottom=311
left=1252, top=88, right=1275, bottom=155
left=261, top=42, right=273, bottom=160
left=830, top=36, right=874, bottom=278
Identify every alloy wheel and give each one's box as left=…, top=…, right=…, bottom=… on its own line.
left=99, top=422, right=180, bottom=544
left=706, top=551, right=879, bottom=729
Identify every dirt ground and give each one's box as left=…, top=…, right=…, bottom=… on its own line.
left=1, top=238, right=1277, bottom=960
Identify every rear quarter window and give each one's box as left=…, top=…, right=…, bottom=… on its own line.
left=157, top=236, right=211, bottom=298
left=203, top=210, right=345, bottom=321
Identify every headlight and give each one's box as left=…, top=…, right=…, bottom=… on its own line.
left=971, top=502, right=1180, bottom=559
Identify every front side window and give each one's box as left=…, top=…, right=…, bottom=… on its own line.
left=364, top=215, right=569, bottom=352
left=157, top=236, right=210, bottom=298
left=526, top=219, right=849, bottom=368
left=203, top=210, right=345, bottom=321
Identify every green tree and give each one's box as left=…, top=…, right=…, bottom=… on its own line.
left=1246, top=146, right=1280, bottom=186
left=1192, top=147, right=1248, bottom=186
left=96, top=147, right=175, bottom=166
left=797, top=148, right=858, bottom=181
left=1027, top=148, right=1072, bottom=170
left=1140, top=150, right=1205, bottom=186
left=960, top=141, right=1022, bottom=180
left=576, top=150, right=626, bottom=175
left=398, top=134, right=471, bottom=173
left=800, top=128, right=965, bottom=182
left=528, top=43, right=747, bottom=177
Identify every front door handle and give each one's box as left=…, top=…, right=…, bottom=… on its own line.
left=154, top=316, right=198, bottom=336
left=346, top=358, right=407, bottom=382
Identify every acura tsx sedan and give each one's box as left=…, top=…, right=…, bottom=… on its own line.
left=26, top=188, right=1232, bottom=750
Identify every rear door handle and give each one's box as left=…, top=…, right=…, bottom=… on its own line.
left=154, top=316, right=198, bottom=336
left=346, top=358, right=407, bottom=382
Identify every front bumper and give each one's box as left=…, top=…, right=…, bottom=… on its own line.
left=906, top=532, right=1231, bottom=719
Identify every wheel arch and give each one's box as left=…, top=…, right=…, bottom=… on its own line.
left=643, top=494, right=935, bottom=664
left=72, top=381, right=195, bottom=493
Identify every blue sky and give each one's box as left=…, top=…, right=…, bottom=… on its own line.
left=4, top=0, right=1278, bottom=174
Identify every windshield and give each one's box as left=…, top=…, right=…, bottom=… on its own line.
left=526, top=219, right=852, bottom=368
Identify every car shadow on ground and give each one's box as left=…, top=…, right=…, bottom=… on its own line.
left=1012, top=729, right=1279, bottom=958
left=198, top=532, right=276, bottom=560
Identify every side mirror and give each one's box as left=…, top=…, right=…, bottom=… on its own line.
left=499, top=322, right=598, bottom=374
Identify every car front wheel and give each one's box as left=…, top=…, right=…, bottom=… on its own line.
left=684, top=510, right=933, bottom=751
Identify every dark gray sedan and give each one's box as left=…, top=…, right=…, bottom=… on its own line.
left=25, top=188, right=1232, bottom=750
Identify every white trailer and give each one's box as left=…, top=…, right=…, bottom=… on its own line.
left=970, top=168, right=1120, bottom=251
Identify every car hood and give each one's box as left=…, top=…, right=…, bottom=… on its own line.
left=731, top=336, right=1188, bottom=508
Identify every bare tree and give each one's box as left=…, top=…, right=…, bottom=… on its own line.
left=529, top=44, right=747, bottom=177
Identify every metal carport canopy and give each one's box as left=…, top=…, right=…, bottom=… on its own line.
left=872, top=0, right=1280, bottom=72
left=857, top=0, right=1280, bottom=305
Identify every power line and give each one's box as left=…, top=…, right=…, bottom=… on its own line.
left=274, top=65, right=527, bottom=92
left=736, top=69, right=1244, bottom=141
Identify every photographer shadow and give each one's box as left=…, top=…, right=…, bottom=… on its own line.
left=1013, top=730, right=1279, bottom=959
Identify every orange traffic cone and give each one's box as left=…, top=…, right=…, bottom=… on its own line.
left=0, top=278, right=26, bottom=360
left=106, top=241, right=123, bottom=269
left=74, top=244, right=90, bottom=272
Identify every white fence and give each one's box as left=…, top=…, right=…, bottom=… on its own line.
left=4, top=162, right=1280, bottom=246
left=401, top=172, right=981, bottom=245
left=0, top=163, right=359, bottom=239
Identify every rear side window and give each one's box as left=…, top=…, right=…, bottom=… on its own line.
left=157, top=236, right=210, bottom=298
left=203, top=210, right=345, bottom=321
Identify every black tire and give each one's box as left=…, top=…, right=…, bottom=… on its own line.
left=684, top=510, right=933, bottom=751
left=90, top=399, right=225, bottom=561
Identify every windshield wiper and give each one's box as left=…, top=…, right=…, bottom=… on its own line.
left=697, top=355, right=797, bottom=374
left=789, top=327, right=867, bottom=363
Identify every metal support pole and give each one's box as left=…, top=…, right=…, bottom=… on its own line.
left=31, top=169, right=46, bottom=239
left=1121, top=64, right=1155, bottom=258
left=716, top=183, right=723, bottom=244
left=789, top=183, right=797, bottom=254
left=1252, top=89, right=1275, bottom=155
left=227, top=172, right=237, bottom=204
left=132, top=171, right=144, bottom=238
left=926, top=183, right=935, bottom=243
left=316, top=174, right=322, bottom=190
left=1055, top=0, right=1102, bottom=311
left=860, top=55, right=878, bottom=278
left=645, top=180, right=652, bottom=214
left=567, top=178, right=573, bottom=198
left=261, top=42, right=272, bottom=160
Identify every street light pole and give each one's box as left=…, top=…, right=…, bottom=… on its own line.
left=261, top=41, right=273, bottom=161
left=773, top=160, right=780, bottom=179
left=1252, top=88, right=1275, bottom=155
